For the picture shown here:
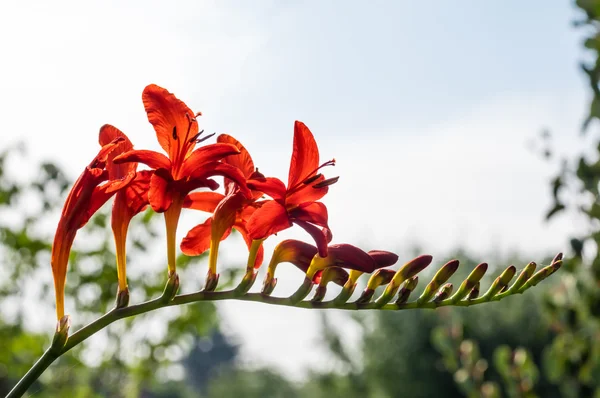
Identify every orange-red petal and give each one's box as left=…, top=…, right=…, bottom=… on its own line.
left=291, top=202, right=328, bottom=227
left=292, top=219, right=329, bottom=257
left=180, top=143, right=240, bottom=177
left=247, top=177, right=287, bottom=201
left=212, top=192, right=246, bottom=241
left=287, top=121, right=320, bottom=189
left=143, top=84, right=198, bottom=163
left=99, top=124, right=135, bottom=180
left=114, top=149, right=171, bottom=171
left=247, top=200, right=292, bottom=239
left=217, top=134, right=255, bottom=178
left=183, top=191, right=225, bottom=212
left=148, top=168, right=173, bottom=212
left=180, top=218, right=213, bottom=256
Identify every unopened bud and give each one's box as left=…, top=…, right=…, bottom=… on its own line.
left=433, top=283, right=453, bottom=303
left=467, top=282, right=480, bottom=300
left=482, top=266, right=516, bottom=300
left=417, top=260, right=459, bottom=304
left=289, top=277, right=315, bottom=304
left=396, top=275, right=419, bottom=305
left=366, top=269, right=396, bottom=290
left=451, top=263, right=488, bottom=302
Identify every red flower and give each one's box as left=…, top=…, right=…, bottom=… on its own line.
left=99, top=124, right=151, bottom=295
left=247, top=121, right=338, bottom=256
left=113, top=84, right=250, bottom=274
left=51, top=138, right=134, bottom=320
left=181, top=134, right=264, bottom=274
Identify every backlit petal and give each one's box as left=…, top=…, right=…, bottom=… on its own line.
left=247, top=177, right=287, bottom=201
left=114, top=149, right=171, bottom=170
left=247, top=200, right=291, bottom=239
left=148, top=168, right=173, bottom=212
left=288, top=121, right=319, bottom=189
left=179, top=143, right=240, bottom=177
left=293, top=219, right=329, bottom=257
left=143, top=84, right=198, bottom=163
left=180, top=218, right=212, bottom=256
left=291, top=202, right=328, bottom=227
left=99, top=124, right=135, bottom=180
left=217, top=134, right=255, bottom=178
left=183, top=191, right=225, bottom=212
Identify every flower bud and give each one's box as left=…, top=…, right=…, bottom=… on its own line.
left=451, top=263, right=487, bottom=302
left=417, top=260, right=459, bottom=304
left=433, top=283, right=453, bottom=303
left=395, top=276, right=419, bottom=305
left=162, top=271, right=180, bottom=302
left=115, top=286, right=130, bottom=309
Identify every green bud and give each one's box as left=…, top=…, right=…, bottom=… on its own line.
left=433, top=283, right=453, bottom=303
left=451, top=263, right=488, bottom=302
left=467, top=282, right=480, bottom=300
left=395, top=276, right=419, bottom=305
left=507, top=261, right=536, bottom=294
left=481, top=265, right=516, bottom=300
left=417, top=260, right=459, bottom=304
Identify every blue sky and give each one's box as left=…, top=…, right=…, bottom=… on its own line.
left=0, top=0, right=588, bottom=378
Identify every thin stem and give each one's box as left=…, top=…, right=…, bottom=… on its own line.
left=8, top=279, right=528, bottom=398
left=6, top=348, right=58, bottom=398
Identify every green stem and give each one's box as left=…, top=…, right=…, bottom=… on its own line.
left=6, top=348, right=58, bottom=398
left=9, top=279, right=528, bottom=397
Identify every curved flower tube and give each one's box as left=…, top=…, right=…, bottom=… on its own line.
left=51, top=138, right=134, bottom=320
left=99, top=125, right=151, bottom=305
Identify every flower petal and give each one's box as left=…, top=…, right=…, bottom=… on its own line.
left=180, top=218, right=213, bottom=256
left=291, top=202, right=328, bottom=227
left=293, top=219, right=330, bottom=257
left=247, top=177, right=287, bottom=201
left=114, top=149, right=171, bottom=170
left=288, top=121, right=319, bottom=189
left=143, top=84, right=198, bottom=163
left=189, top=162, right=251, bottom=198
left=183, top=191, right=225, bottom=212
left=217, top=134, right=255, bottom=178
left=247, top=200, right=291, bottom=239
left=99, top=124, right=136, bottom=180
left=148, top=168, right=173, bottom=212
left=212, top=192, right=246, bottom=241
left=179, top=143, right=240, bottom=177
left=286, top=183, right=329, bottom=206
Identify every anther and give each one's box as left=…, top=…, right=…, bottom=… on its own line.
left=188, top=129, right=205, bottom=143
left=313, top=176, right=339, bottom=189
left=303, top=173, right=323, bottom=185
left=196, top=132, right=216, bottom=144
left=172, top=126, right=178, bottom=140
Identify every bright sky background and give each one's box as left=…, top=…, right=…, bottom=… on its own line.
left=0, top=0, right=590, bottom=379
